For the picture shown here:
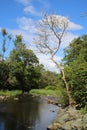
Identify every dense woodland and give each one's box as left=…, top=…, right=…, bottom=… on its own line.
left=0, top=29, right=87, bottom=109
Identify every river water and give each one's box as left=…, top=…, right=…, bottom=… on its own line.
left=0, top=95, right=59, bottom=130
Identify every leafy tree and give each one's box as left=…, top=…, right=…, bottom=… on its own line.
left=70, top=63, right=87, bottom=107
left=63, top=37, right=83, bottom=65
left=63, top=35, right=87, bottom=107
left=63, top=35, right=87, bottom=65
left=0, top=29, right=11, bottom=89
left=39, top=70, right=64, bottom=89
left=10, top=35, right=41, bottom=92
left=0, top=30, right=42, bottom=92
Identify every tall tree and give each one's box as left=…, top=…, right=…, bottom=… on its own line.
left=0, top=29, right=11, bottom=89
left=34, top=14, right=75, bottom=105
left=10, top=35, right=41, bottom=92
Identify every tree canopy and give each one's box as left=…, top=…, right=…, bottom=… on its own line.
left=63, top=35, right=87, bottom=107
left=0, top=30, right=42, bottom=92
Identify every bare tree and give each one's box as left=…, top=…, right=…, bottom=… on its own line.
left=34, top=14, right=75, bottom=105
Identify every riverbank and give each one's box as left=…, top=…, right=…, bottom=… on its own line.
left=0, top=90, right=87, bottom=130
left=31, top=90, right=87, bottom=130
left=0, top=90, right=22, bottom=96
left=30, top=93, right=87, bottom=130
left=29, top=89, right=64, bottom=106
left=47, top=106, right=87, bottom=130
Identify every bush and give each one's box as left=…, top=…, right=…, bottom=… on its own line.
left=58, top=90, right=69, bottom=107
left=29, top=89, right=57, bottom=96
left=0, top=90, right=22, bottom=96
left=45, top=85, right=57, bottom=90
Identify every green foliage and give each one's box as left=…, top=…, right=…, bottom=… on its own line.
left=9, top=35, right=41, bottom=92
left=30, top=88, right=68, bottom=107
left=63, top=37, right=83, bottom=65
left=30, top=89, right=61, bottom=97
left=58, top=90, right=69, bottom=107
left=63, top=34, right=87, bottom=107
left=45, top=83, right=65, bottom=91
left=0, top=90, right=22, bottom=96
left=45, top=85, right=57, bottom=90
left=0, top=29, right=12, bottom=60
left=39, top=70, right=64, bottom=88
left=2, top=29, right=8, bottom=36
left=80, top=103, right=87, bottom=114
left=0, top=61, right=10, bottom=89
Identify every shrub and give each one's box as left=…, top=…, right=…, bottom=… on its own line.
left=45, top=85, right=57, bottom=90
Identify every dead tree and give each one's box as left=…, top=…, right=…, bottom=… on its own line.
left=34, top=14, right=75, bottom=105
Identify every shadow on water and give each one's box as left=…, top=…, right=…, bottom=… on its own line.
left=0, top=95, right=59, bottom=130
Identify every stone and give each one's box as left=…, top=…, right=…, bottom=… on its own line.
left=14, top=97, right=19, bottom=100
left=47, top=123, right=63, bottom=130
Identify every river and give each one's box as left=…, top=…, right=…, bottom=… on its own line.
left=0, top=95, right=59, bottom=130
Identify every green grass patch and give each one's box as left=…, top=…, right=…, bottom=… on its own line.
left=0, top=90, right=22, bottom=96
left=29, top=89, right=63, bottom=97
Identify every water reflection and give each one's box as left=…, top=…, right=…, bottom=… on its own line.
left=0, top=95, right=58, bottom=130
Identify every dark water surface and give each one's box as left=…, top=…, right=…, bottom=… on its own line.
left=0, top=95, right=59, bottom=130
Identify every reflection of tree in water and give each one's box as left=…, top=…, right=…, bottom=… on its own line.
left=0, top=96, right=40, bottom=130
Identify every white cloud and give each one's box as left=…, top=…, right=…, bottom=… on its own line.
left=16, top=0, right=41, bottom=16
left=2, top=14, right=83, bottom=72
left=16, top=0, right=29, bottom=5
left=67, top=21, right=83, bottom=30
left=24, top=5, right=35, bottom=13
left=24, top=5, right=41, bottom=16
left=17, top=17, right=35, bottom=31
left=36, top=53, right=61, bottom=72
left=61, top=33, right=78, bottom=48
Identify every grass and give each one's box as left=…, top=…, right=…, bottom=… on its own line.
left=29, top=89, right=63, bottom=97
left=0, top=86, right=64, bottom=98
left=0, top=90, right=22, bottom=96
left=29, top=88, right=68, bottom=105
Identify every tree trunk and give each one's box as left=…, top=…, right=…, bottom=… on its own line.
left=51, top=57, right=75, bottom=106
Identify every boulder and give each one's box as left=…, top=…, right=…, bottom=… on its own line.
left=47, top=122, right=63, bottom=130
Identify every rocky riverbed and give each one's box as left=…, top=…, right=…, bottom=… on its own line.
left=47, top=106, right=87, bottom=130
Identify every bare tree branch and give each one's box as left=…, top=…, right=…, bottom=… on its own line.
left=34, top=13, right=75, bottom=105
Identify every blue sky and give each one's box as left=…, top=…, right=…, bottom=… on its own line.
left=0, top=0, right=87, bottom=72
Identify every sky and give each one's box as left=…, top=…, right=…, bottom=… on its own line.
left=0, top=0, right=87, bottom=72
